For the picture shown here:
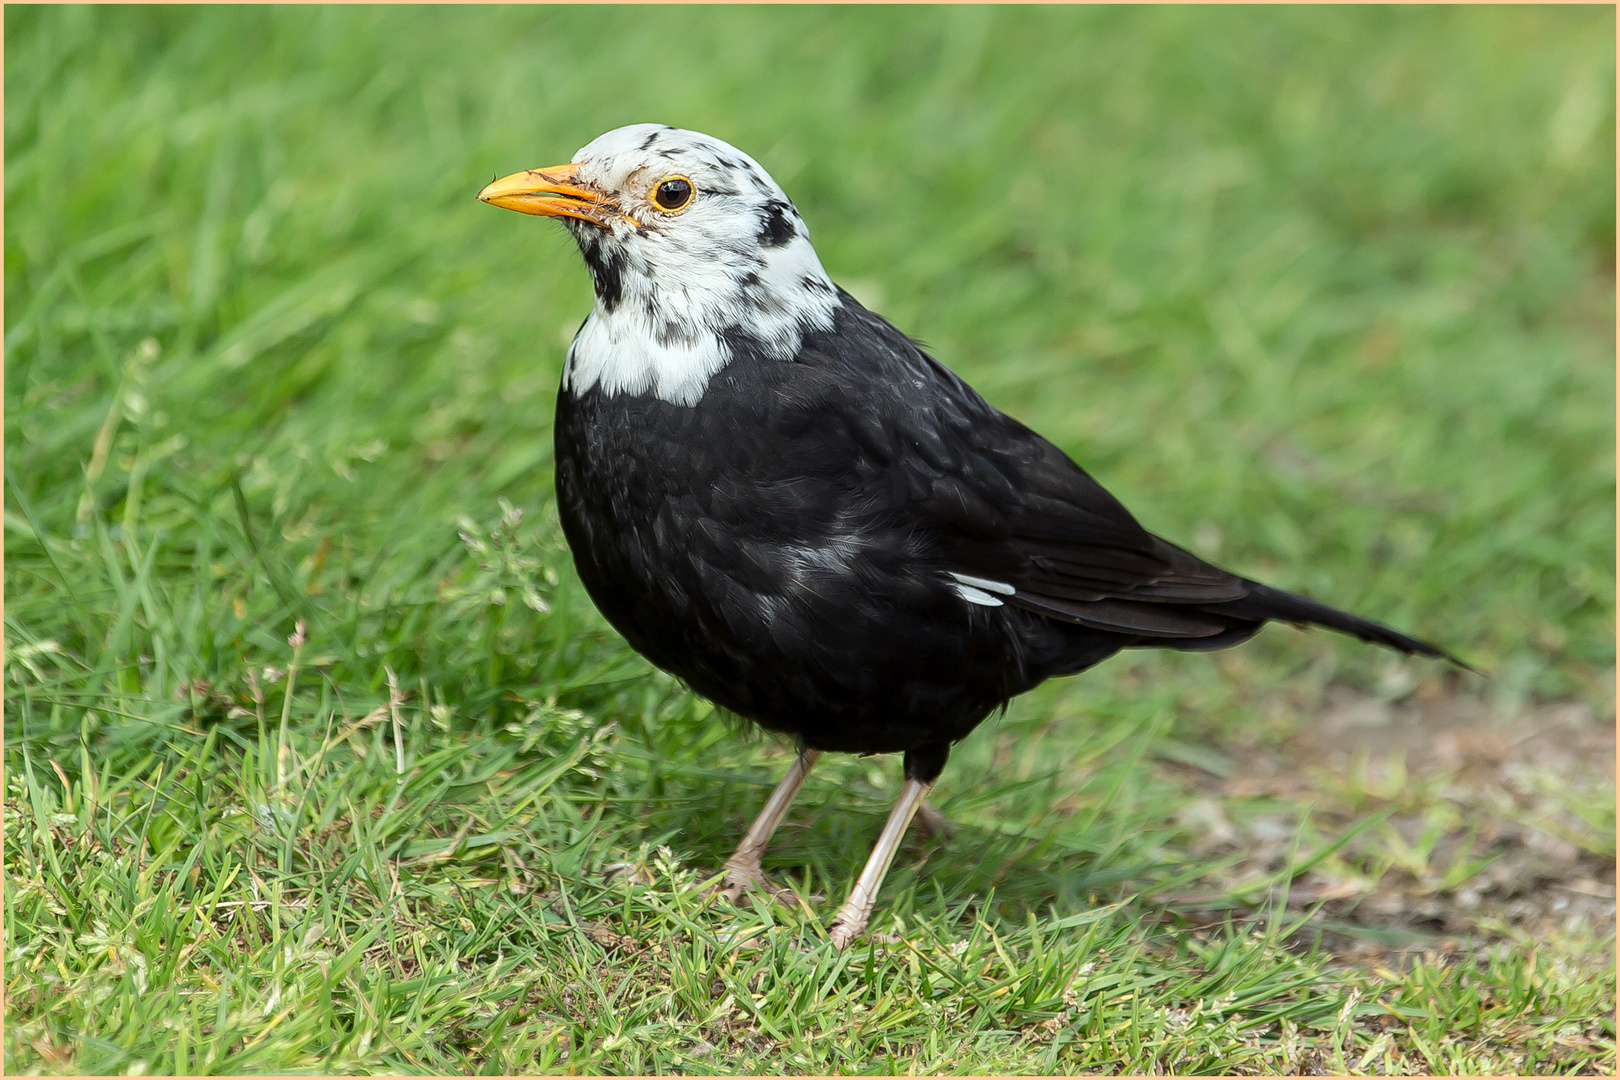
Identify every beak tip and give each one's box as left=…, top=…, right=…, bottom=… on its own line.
left=478, top=162, right=602, bottom=223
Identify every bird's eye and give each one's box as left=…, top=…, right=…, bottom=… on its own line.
left=653, top=177, right=694, bottom=212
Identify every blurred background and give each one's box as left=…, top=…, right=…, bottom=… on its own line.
left=9, top=5, right=1612, bottom=686
left=5, top=6, right=1615, bottom=1073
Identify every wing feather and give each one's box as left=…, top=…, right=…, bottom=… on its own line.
left=797, top=293, right=1461, bottom=663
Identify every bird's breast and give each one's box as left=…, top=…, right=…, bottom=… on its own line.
left=553, top=374, right=942, bottom=635
left=564, top=307, right=732, bottom=407
left=549, top=353, right=1081, bottom=751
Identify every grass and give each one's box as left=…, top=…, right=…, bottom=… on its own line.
left=5, top=5, right=1615, bottom=1074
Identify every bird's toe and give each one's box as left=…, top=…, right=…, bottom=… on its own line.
left=828, top=918, right=865, bottom=950
left=706, top=857, right=824, bottom=911
left=704, top=877, right=750, bottom=905
left=705, top=865, right=773, bottom=905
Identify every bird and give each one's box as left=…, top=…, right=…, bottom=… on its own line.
left=478, top=123, right=1467, bottom=949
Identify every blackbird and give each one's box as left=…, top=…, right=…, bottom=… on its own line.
left=479, top=124, right=1465, bottom=947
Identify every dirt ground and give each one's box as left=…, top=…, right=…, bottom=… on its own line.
left=1159, top=679, right=1616, bottom=967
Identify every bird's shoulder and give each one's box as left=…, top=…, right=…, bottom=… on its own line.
left=775, top=291, right=1141, bottom=527
left=774, top=291, right=1250, bottom=621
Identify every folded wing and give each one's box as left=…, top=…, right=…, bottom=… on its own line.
left=905, top=355, right=1462, bottom=664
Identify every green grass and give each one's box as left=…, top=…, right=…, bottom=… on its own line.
left=5, top=5, right=1614, bottom=1074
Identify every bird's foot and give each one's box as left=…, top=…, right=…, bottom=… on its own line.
left=706, top=862, right=811, bottom=908
left=705, top=864, right=767, bottom=905
left=828, top=915, right=866, bottom=950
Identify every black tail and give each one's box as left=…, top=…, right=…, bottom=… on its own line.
left=1210, top=582, right=1479, bottom=674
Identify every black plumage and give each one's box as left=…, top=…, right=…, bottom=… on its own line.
left=480, top=123, right=1464, bottom=946
left=555, top=289, right=1458, bottom=784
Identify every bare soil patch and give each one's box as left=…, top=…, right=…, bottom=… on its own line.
left=1163, top=681, right=1615, bottom=967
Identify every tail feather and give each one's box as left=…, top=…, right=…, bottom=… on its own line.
left=1208, top=582, right=1478, bottom=674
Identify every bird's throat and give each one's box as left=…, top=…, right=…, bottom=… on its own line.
left=563, top=232, right=840, bottom=407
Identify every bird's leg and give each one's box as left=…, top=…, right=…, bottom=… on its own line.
left=709, top=748, right=822, bottom=904
left=827, top=777, right=932, bottom=949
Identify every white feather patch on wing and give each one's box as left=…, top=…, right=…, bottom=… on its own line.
left=948, top=572, right=1016, bottom=596
left=949, top=581, right=1005, bottom=607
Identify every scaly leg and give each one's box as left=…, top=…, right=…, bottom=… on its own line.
left=709, top=748, right=822, bottom=903
left=827, top=777, right=932, bottom=949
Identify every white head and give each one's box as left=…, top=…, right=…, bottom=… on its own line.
left=480, top=124, right=840, bottom=405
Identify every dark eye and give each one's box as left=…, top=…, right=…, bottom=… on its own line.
left=653, top=177, right=694, bottom=212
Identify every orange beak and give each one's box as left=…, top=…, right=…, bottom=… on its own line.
left=477, top=163, right=614, bottom=227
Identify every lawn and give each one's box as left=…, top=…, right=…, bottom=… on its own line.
left=4, top=5, right=1615, bottom=1074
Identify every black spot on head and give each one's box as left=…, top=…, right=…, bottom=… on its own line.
left=759, top=201, right=796, bottom=247
left=640, top=130, right=661, bottom=151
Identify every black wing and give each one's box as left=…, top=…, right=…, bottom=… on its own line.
left=809, top=292, right=1465, bottom=665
